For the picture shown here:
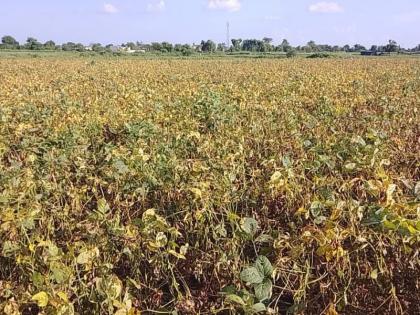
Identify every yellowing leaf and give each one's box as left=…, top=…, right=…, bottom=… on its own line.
left=190, top=188, right=202, bottom=199
left=57, top=291, right=68, bottom=303
left=386, top=184, right=397, bottom=205
left=32, top=291, right=49, bottom=307
left=371, top=269, right=378, bottom=280
left=168, top=249, right=186, bottom=259
left=76, top=248, right=98, bottom=265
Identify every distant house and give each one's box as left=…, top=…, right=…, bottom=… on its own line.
left=361, top=50, right=373, bottom=56
left=85, top=46, right=93, bottom=51
left=361, top=50, right=387, bottom=56
left=192, top=44, right=202, bottom=52
left=120, top=46, right=135, bottom=54
left=109, top=45, right=121, bottom=53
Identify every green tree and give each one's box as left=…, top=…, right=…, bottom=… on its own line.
left=151, top=42, right=163, bottom=51
left=385, top=40, right=398, bottom=53
left=217, top=43, right=227, bottom=52
left=92, top=43, right=105, bottom=52
left=262, top=37, right=273, bottom=52
left=62, top=42, right=76, bottom=51
left=44, top=40, right=56, bottom=50
left=181, top=44, right=193, bottom=56
left=286, top=49, right=297, bottom=58
left=231, top=38, right=242, bottom=51
left=262, top=37, right=273, bottom=44
left=307, top=40, right=318, bottom=52
left=353, top=44, right=366, bottom=52
left=1, top=35, right=19, bottom=49
left=242, top=39, right=265, bottom=52
left=201, top=40, right=216, bottom=53
left=74, top=43, right=85, bottom=52
left=279, top=39, right=291, bottom=52
left=161, top=42, right=173, bottom=53
left=25, top=37, right=42, bottom=50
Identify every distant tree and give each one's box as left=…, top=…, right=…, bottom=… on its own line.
left=151, top=42, right=163, bottom=51
left=62, top=42, right=76, bottom=51
left=161, top=42, right=173, bottom=52
left=279, top=39, right=291, bottom=52
left=318, top=44, right=332, bottom=52
left=25, top=37, right=42, bottom=50
left=343, top=44, right=351, bottom=52
left=105, top=44, right=114, bottom=52
left=385, top=40, right=399, bottom=53
left=181, top=44, right=193, bottom=56
left=242, top=39, right=265, bottom=52
left=92, top=43, right=105, bottom=52
left=44, top=40, right=56, bottom=50
left=231, top=38, right=242, bottom=51
left=353, top=44, right=366, bottom=52
left=201, top=40, right=216, bottom=53
left=262, top=37, right=273, bottom=44
left=303, top=45, right=312, bottom=53
left=1, top=35, right=19, bottom=49
left=262, top=38, right=274, bottom=52
left=307, top=40, right=318, bottom=52
left=74, top=43, right=85, bottom=52
left=217, top=43, right=227, bottom=51
left=370, top=45, right=378, bottom=52
left=286, top=49, right=297, bottom=58
left=125, top=42, right=136, bottom=50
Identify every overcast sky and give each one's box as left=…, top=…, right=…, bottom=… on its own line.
left=1, top=0, right=419, bottom=47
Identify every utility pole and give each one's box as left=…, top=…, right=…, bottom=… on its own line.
left=226, top=22, right=230, bottom=49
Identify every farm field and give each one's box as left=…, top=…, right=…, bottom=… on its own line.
left=0, top=57, right=419, bottom=314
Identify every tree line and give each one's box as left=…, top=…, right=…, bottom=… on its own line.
left=1, top=35, right=419, bottom=54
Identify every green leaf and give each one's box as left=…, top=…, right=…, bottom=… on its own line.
left=314, top=215, right=327, bottom=225
left=241, top=217, right=258, bottom=236
left=225, top=294, right=246, bottom=306
left=97, top=198, right=110, bottom=214
left=310, top=201, right=324, bottom=218
left=382, top=220, right=397, bottom=230
left=282, top=156, right=293, bottom=168
left=155, top=232, right=168, bottom=247
left=32, top=272, right=44, bottom=288
left=221, top=285, right=237, bottom=295
left=255, top=234, right=273, bottom=243
left=32, top=291, right=49, bottom=307
left=50, top=262, right=71, bottom=284
left=344, top=162, right=356, bottom=170
left=240, top=266, right=264, bottom=284
left=76, top=248, right=98, bottom=265
left=96, top=275, right=122, bottom=299
left=255, top=256, right=273, bottom=278
left=254, top=279, right=272, bottom=302
left=114, top=159, right=129, bottom=174
left=2, top=241, right=19, bottom=257
left=352, top=135, right=366, bottom=146
left=251, top=302, right=267, bottom=313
